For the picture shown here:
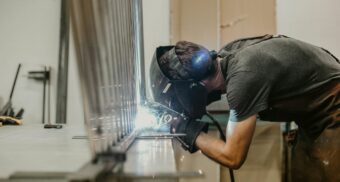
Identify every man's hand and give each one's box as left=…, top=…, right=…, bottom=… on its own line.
left=171, top=119, right=209, bottom=153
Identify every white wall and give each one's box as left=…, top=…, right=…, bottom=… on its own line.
left=277, top=0, right=340, bottom=58
left=142, top=0, right=170, bottom=98
left=0, top=0, right=84, bottom=126
left=0, top=0, right=61, bottom=124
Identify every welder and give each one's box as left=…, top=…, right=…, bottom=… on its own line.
left=149, top=35, right=340, bottom=181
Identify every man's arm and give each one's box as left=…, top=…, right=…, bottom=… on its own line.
left=195, top=114, right=257, bottom=169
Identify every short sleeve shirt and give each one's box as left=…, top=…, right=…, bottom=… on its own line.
left=219, top=35, right=340, bottom=121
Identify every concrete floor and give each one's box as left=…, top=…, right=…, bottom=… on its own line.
left=0, top=123, right=91, bottom=179
left=0, top=121, right=282, bottom=182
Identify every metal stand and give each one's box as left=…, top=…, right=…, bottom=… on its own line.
left=28, top=66, right=50, bottom=124
left=28, top=66, right=62, bottom=129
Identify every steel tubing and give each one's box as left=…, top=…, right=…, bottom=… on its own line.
left=70, top=0, right=144, bottom=156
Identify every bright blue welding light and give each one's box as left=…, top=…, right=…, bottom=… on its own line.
left=192, top=50, right=209, bottom=70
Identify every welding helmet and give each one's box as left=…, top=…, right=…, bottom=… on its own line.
left=149, top=45, right=217, bottom=119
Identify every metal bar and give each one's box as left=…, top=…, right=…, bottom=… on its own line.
left=106, top=0, right=121, bottom=145
left=68, top=160, right=118, bottom=182
left=9, top=64, right=22, bottom=101
left=9, top=172, right=69, bottom=180
left=121, top=0, right=130, bottom=137
left=132, top=0, right=146, bottom=104
left=112, top=0, right=125, bottom=140
left=92, top=0, right=114, bottom=150
left=113, top=171, right=204, bottom=179
left=85, top=0, right=106, bottom=152
left=122, top=0, right=129, bottom=138
left=55, top=0, right=70, bottom=124
left=98, top=0, right=117, bottom=146
left=127, top=0, right=134, bottom=134
left=42, top=66, right=46, bottom=124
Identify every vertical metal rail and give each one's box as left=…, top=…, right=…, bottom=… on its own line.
left=56, top=0, right=70, bottom=124
left=70, top=0, right=144, bottom=157
left=132, top=0, right=146, bottom=104
left=68, top=1, right=146, bottom=180
left=106, top=0, right=121, bottom=144
left=117, top=0, right=127, bottom=138
left=114, top=0, right=126, bottom=140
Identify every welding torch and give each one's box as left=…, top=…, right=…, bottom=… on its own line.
left=137, top=101, right=188, bottom=136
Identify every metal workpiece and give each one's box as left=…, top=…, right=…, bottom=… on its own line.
left=108, top=138, right=204, bottom=182
left=68, top=0, right=202, bottom=181
left=132, top=0, right=146, bottom=103
left=5, top=130, right=204, bottom=182
left=70, top=0, right=143, bottom=156
left=68, top=136, right=204, bottom=182
left=56, top=0, right=70, bottom=124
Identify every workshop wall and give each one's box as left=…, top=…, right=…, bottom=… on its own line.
left=142, top=0, right=170, bottom=99
left=277, top=0, right=340, bottom=58
left=0, top=0, right=61, bottom=124
left=0, top=0, right=170, bottom=125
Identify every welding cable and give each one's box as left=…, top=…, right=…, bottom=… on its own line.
left=205, top=112, right=235, bottom=182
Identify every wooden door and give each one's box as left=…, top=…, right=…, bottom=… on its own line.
left=170, top=0, right=219, bottom=50
left=220, top=0, right=276, bottom=45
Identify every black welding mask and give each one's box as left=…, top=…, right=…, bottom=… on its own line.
left=149, top=46, right=217, bottom=119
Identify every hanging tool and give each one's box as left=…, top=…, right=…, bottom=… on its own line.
left=28, top=66, right=50, bottom=124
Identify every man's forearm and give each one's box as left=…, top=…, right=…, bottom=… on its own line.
left=195, top=115, right=257, bottom=169
left=196, top=132, right=241, bottom=169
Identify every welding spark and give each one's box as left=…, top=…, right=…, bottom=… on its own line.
left=135, top=106, right=158, bottom=130
left=135, top=105, right=171, bottom=132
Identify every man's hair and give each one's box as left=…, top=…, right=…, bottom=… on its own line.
left=158, top=41, right=216, bottom=80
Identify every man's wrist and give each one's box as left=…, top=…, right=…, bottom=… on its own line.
left=195, top=132, right=206, bottom=149
left=173, top=120, right=209, bottom=153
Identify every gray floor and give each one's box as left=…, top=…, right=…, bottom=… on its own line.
left=0, top=122, right=283, bottom=182
left=0, top=123, right=91, bottom=179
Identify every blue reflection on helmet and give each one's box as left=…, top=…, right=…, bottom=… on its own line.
left=191, top=50, right=211, bottom=78
left=192, top=50, right=209, bottom=69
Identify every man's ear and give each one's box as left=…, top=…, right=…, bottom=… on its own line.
left=200, top=76, right=215, bottom=92
left=200, top=63, right=225, bottom=92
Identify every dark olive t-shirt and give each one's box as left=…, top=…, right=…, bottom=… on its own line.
left=219, top=35, right=340, bottom=122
